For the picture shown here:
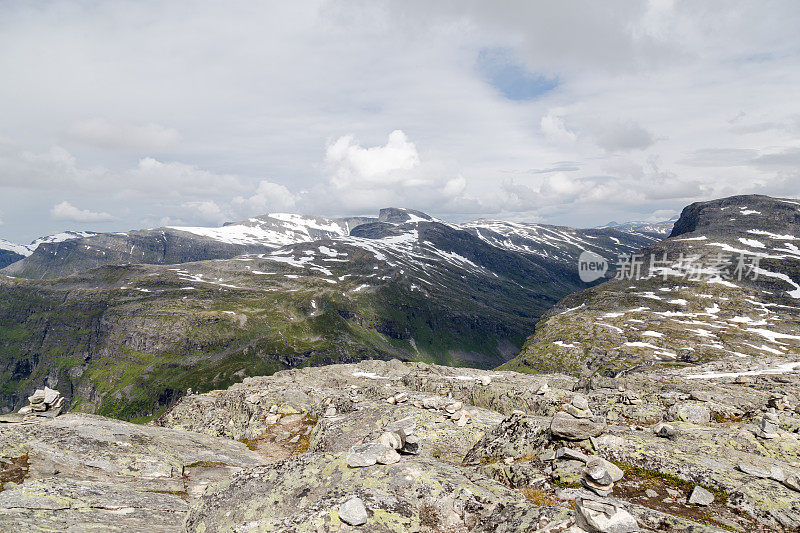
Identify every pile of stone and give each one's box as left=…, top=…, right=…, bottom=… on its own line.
left=619, top=391, right=643, bottom=405
left=18, top=387, right=64, bottom=417
left=346, top=426, right=420, bottom=468
left=581, top=456, right=624, bottom=496
left=574, top=498, right=639, bottom=533
left=414, top=396, right=474, bottom=427
left=755, top=408, right=780, bottom=439
left=550, top=395, right=607, bottom=441
left=768, top=394, right=793, bottom=411
left=385, top=392, right=408, bottom=405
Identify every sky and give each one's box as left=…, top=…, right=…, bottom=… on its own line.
left=1, top=1, right=799, bottom=243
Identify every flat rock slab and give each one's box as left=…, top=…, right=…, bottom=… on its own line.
left=0, top=413, right=266, bottom=532
left=0, top=477, right=187, bottom=532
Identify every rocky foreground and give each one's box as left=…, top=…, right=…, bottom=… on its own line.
left=3, top=358, right=800, bottom=531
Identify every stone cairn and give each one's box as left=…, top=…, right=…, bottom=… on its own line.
left=755, top=408, right=780, bottom=439
left=18, top=387, right=65, bottom=417
left=550, top=394, right=607, bottom=441
left=581, top=456, right=624, bottom=496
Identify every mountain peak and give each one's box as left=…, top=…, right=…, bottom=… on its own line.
left=669, top=194, right=800, bottom=238
left=378, top=208, right=434, bottom=224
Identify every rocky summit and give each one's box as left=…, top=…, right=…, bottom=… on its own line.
left=1, top=357, right=800, bottom=531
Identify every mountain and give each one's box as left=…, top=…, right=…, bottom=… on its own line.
left=0, top=231, right=98, bottom=269
left=502, top=194, right=800, bottom=377
left=0, top=240, right=26, bottom=269
left=596, top=217, right=677, bottom=240
left=2, top=216, right=372, bottom=279
left=0, top=207, right=661, bottom=420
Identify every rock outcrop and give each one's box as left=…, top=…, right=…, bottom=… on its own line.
left=2, top=356, right=800, bottom=531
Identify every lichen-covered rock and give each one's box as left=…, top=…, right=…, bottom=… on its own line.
left=184, top=452, right=568, bottom=532
left=0, top=413, right=264, bottom=531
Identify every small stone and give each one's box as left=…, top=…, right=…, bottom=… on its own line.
left=534, top=382, right=549, bottom=395
left=738, top=462, right=771, bottom=478
left=28, top=389, right=45, bottom=404
left=653, top=422, right=676, bottom=439
left=43, top=387, right=60, bottom=406
left=394, top=392, right=408, bottom=403
left=574, top=498, right=639, bottom=532
left=401, top=434, right=420, bottom=455
left=556, top=447, right=588, bottom=463
left=480, top=376, right=492, bottom=386
left=688, top=486, right=714, bottom=506
left=586, top=457, right=623, bottom=483
left=770, top=467, right=786, bottom=483
left=378, top=431, right=403, bottom=450
left=18, top=406, right=32, bottom=415
left=376, top=447, right=401, bottom=465
left=689, top=390, right=711, bottom=402
left=385, top=396, right=397, bottom=405
left=585, top=463, right=613, bottom=486
left=645, top=489, right=659, bottom=498
left=540, top=450, right=556, bottom=462
left=551, top=411, right=607, bottom=440
left=445, top=402, right=463, bottom=414
left=572, top=395, right=589, bottom=411
left=269, top=404, right=278, bottom=414
left=324, top=406, right=337, bottom=418
left=338, top=497, right=368, bottom=526
left=564, top=404, right=592, bottom=419
left=347, top=443, right=393, bottom=468
left=265, top=414, right=280, bottom=424
left=581, top=477, right=614, bottom=496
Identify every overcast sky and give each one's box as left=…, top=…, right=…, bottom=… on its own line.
left=1, top=1, right=799, bottom=242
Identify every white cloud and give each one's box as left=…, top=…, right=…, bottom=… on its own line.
left=66, top=118, right=180, bottom=150
left=180, top=200, right=227, bottom=224
left=0, top=1, right=799, bottom=239
left=325, top=130, right=421, bottom=189
left=541, top=112, right=577, bottom=145
left=586, top=119, right=655, bottom=152
left=51, top=201, right=114, bottom=222
left=233, top=180, right=297, bottom=214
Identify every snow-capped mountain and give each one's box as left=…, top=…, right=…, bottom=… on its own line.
left=168, top=213, right=372, bottom=247
left=503, top=194, right=800, bottom=376
left=0, top=231, right=99, bottom=269
left=596, top=217, right=677, bottom=239
left=3, top=207, right=663, bottom=279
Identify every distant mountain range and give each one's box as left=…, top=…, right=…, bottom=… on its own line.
left=0, top=207, right=663, bottom=419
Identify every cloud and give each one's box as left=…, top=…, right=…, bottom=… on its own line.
left=233, top=180, right=297, bottom=214
left=586, top=119, right=655, bottom=152
left=179, top=200, right=227, bottom=225
left=541, top=112, right=577, bottom=145
left=325, top=130, right=421, bottom=190
left=51, top=201, right=114, bottom=222
left=66, top=118, right=180, bottom=150
left=0, top=1, right=799, bottom=239
left=680, top=148, right=760, bottom=167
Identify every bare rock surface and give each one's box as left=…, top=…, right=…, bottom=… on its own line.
left=4, top=356, right=800, bottom=531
